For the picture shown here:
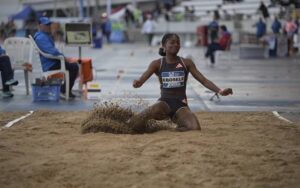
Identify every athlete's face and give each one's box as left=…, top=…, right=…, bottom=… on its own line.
left=164, top=36, right=180, bottom=55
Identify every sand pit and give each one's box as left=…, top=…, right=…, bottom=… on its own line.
left=81, top=103, right=173, bottom=134
left=0, top=110, right=300, bottom=188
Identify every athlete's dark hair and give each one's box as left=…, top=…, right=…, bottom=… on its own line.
left=158, top=33, right=180, bottom=56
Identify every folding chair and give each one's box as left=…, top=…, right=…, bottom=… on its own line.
left=3, top=37, right=34, bottom=95
left=29, top=35, right=70, bottom=100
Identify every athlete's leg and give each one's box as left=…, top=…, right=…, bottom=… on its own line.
left=129, top=101, right=171, bottom=133
left=138, top=101, right=171, bottom=120
left=173, top=107, right=201, bottom=131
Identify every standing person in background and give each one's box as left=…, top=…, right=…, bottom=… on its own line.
left=271, top=16, right=282, bottom=34
left=124, top=4, right=135, bottom=27
left=101, top=13, right=112, bottom=44
left=163, top=0, right=173, bottom=21
left=208, top=15, right=219, bottom=44
left=262, top=16, right=282, bottom=57
left=214, top=9, right=220, bottom=21
left=284, top=16, right=298, bottom=56
left=254, top=17, right=267, bottom=39
left=258, top=1, right=270, bottom=20
left=184, top=6, right=190, bottom=21
left=141, top=14, right=156, bottom=46
left=133, top=6, right=143, bottom=27
left=0, top=45, right=18, bottom=98
left=34, top=17, right=79, bottom=98
left=132, top=33, right=233, bottom=131
left=189, top=5, right=195, bottom=21
left=153, top=1, right=162, bottom=21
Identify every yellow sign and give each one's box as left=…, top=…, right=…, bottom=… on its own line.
left=86, top=82, right=101, bottom=100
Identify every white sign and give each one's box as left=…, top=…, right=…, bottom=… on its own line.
left=65, top=23, right=92, bottom=46
left=87, top=82, right=101, bottom=100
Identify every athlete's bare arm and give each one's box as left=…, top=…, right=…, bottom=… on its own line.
left=184, top=58, right=233, bottom=96
left=133, top=59, right=160, bottom=88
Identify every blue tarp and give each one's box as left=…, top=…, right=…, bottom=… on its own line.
left=10, top=6, right=36, bottom=20
left=110, top=31, right=124, bottom=43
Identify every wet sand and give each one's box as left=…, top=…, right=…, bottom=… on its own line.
left=0, top=111, right=299, bottom=188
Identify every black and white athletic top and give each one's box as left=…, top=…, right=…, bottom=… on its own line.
left=156, top=57, right=189, bottom=99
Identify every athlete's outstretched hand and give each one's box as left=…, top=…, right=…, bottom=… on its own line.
left=133, top=79, right=143, bottom=88
left=219, top=88, right=233, bottom=96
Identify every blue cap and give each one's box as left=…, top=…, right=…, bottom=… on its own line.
left=39, top=17, right=52, bottom=25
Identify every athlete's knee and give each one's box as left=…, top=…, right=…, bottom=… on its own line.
left=192, top=114, right=201, bottom=130
left=176, top=118, right=200, bottom=131
left=174, top=109, right=201, bottom=131
left=186, top=121, right=200, bottom=130
left=189, top=122, right=201, bottom=130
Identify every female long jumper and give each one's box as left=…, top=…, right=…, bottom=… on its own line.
left=133, top=33, right=233, bottom=131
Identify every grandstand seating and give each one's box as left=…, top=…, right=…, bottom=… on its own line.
left=172, top=0, right=279, bottom=20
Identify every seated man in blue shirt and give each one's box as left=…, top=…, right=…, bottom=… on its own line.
left=0, top=45, right=19, bottom=98
left=34, top=17, right=79, bottom=98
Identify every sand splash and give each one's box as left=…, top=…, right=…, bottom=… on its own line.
left=81, top=102, right=173, bottom=134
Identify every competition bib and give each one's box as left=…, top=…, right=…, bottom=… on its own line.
left=161, top=71, right=185, bottom=88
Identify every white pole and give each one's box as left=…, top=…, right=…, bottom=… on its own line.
left=79, top=0, right=84, bottom=18
left=106, top=0, right=111, bottom=16
left=87, top=0, right=90, bottom=17
left=53, top=0, right=57, bottom=18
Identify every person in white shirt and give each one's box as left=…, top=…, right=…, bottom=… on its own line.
left=141, top=14, right=156, bottom=46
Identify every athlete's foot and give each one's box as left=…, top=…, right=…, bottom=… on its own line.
left=175, top=127, right=190, bottom=132
left=175, top=124, right=201, bottom=132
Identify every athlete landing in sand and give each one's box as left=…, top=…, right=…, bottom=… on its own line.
left=133, top=33, right=233, bottom=131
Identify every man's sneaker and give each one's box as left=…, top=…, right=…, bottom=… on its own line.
left=5, top=79, right=19, bottom=86
left=69, top=92, right=76, bottom=98
left=60, top=92, right=66, bottom=99
left=2, top=91, right=14, bottom=98
left=60, top=92, right=76, bottom=99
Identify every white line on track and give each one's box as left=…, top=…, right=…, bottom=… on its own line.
left=97, top=97, right=195, bottom=101
left=272, top=111, right=293, bottom=124
left=1, top=111, right=34, bottom=131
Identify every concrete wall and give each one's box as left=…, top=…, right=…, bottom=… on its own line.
left=0, top=0, right=22, bottom=22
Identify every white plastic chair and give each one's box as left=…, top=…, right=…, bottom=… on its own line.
left=3, top=37, right=33, bottom=95
left=29, top=35, right=70, bottom=100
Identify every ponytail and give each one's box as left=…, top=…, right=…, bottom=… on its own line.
left=158, top=47, right=166, bottom=56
